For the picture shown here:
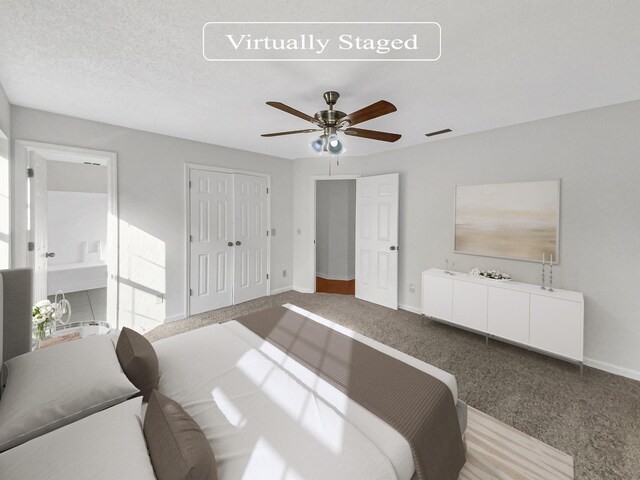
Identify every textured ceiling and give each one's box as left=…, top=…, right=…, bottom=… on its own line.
left=1, top=1, right=639, bottom=159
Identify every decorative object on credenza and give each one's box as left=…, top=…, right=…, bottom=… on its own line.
left=444, top=258, right=456, bottom=275
left=470, top=268, right=512, bottom=281
left=454, top=180, right=560, bottom=262
left=540, top=253, right=547, bottom=290
left=548, top=254, right=554, bottom=292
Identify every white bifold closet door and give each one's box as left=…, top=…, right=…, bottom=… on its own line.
left=189, top=169, right=267, bottom=315
left=355, top=173, right=399, bottom=310
left=233, top=174, right=268, bottom=304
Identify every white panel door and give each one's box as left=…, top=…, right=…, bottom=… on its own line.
left=422, top=274, right=453, bottom=321
left=453, top=280, right=488, bottom=331
left=530, top=295, right=583, bottom=360
left=355, top=173, right=399, bottom=309
left=488, top=287, right=530, bottom=344
left=189, top=169, right=233, bottom=314
left=233, top=174, right=268, bottom=304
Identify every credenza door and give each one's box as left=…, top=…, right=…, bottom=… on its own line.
left=488, top=287, right=530, bottom=344
left=422, top=274, right=453, bottom=321
left=530, top=294, right=583, bottom=360
left=452, top=281, right=488, bottom=332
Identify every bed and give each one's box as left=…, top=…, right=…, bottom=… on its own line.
left=0, top=269, right=466, bottom=480
left=153, top=303, right=467, bottom=480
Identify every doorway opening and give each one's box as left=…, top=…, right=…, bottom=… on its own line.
left=314, top=178, right=356, bottom=295
left=45, top=158, right=108, bottom=323
left=13, top=141, right=118, bottom=327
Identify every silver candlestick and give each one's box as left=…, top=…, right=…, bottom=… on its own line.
left=540, top=253, right=547, bottom=290
left=548, top=254, right=554, bottom=292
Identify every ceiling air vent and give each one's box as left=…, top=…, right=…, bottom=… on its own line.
left=425, top=128, right=452, bottom=137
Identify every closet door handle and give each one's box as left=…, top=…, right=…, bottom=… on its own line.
left=389, top=246, right=396, bottom=251
left=45, top=252, right=56, bottom=258
left=227, top=242, right=233, bottom=247
left=236, top=241, right=242, bottom=246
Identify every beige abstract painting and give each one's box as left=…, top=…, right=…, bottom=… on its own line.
left=455, top=180, right=559, bottom=262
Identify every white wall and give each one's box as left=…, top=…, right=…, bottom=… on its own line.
left=0, top=82, right=10, bottom=269
left=48, top=161, right=107, bottom=193
left=315, top=180, right=356, bottom=280
left=47, top=192, right=108, bottom=266
left=294, top=100, right=640, bottom=377
left=11, top=106, right=294, bottom=324
left=47, top=161, right=109, bottom=266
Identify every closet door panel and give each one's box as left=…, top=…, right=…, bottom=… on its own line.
left=189, top=170, right=233, bottom=314
left=233, top=174, right=268, bottom=304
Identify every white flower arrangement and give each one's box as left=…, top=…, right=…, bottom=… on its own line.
left=33, top=299, right=58, bottom=341
left=469, top=268, right=511, bottom=280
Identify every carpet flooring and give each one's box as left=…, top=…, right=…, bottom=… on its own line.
left=145, top=291, right=640, bottom=480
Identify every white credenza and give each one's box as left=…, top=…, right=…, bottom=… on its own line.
left=421, top=268, right=584, bottom=366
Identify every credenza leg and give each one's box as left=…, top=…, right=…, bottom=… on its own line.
left=580, top=363, right=583, bottom=376
left=485, top=334, right=489, bottom=347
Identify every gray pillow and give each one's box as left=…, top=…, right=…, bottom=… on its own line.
left=0, top=398, right=156, bottom=480
left=116, top=327, right=159, bottom=401
left=0, top=334, right=138, bottom=452
left=144, top=390, right=217, bottom=480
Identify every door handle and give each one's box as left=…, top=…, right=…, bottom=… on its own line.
left=389, top=246, right=396, bottom=251
left=227, top=242, right=233, bottom=247
left=236, top=241, right=242, bottom=246
left=45, top=252, right=56, bottom=258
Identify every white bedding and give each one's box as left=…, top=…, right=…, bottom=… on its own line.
left=0, top=398, right=156, bottom=480
left=154, top=304, right=459, bottom=480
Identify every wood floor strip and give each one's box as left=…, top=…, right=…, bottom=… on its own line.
left=459, top=407, right=574, bottom=480
left=315, top=276, right=355, bottom=295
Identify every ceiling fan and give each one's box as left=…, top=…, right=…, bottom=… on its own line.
left=261, top=91, right=401, bottom=153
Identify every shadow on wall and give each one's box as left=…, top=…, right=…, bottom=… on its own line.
left=0, top=130, right=8, bottom=269
left=118, top=219, right=166, bottom=332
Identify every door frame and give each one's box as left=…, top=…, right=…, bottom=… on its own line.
left=184, top=163, right=271, bottom=318
left=12, top=140, right=119, bottom=325
left=311, top=174, right=360, bottom=293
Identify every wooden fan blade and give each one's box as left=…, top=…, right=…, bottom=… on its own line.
left=343, top=128, right=401, bottom=143
left=342, top=100, right=397, bottom=126
left=266, top=102, right=319, bottom=125
left=261, top=129, right=321, bottom=137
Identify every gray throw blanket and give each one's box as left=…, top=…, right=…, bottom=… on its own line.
left=236, top=306, right=466, bottom=480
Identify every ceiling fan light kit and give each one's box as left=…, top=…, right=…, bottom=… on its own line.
left=262, top=91, right=401, bottom=154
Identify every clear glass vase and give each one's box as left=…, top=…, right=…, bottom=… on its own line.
left=33, top=321, right=56, bottom=349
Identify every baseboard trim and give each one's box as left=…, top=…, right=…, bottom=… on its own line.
left=399, top=303, right=421, bottom=315
left=270, top=286, right=293, bottom=295
left=164, top=313, right=185, bottom=323
left=583, top=357, right=640, bottom=381
left=293, top=286, right=314, bottom=294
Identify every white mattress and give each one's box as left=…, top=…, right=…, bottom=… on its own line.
left=154, top=304, right=459, bottom=480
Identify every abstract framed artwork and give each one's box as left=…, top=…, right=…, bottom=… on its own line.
left=454, top=180, right=560, bottom=262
